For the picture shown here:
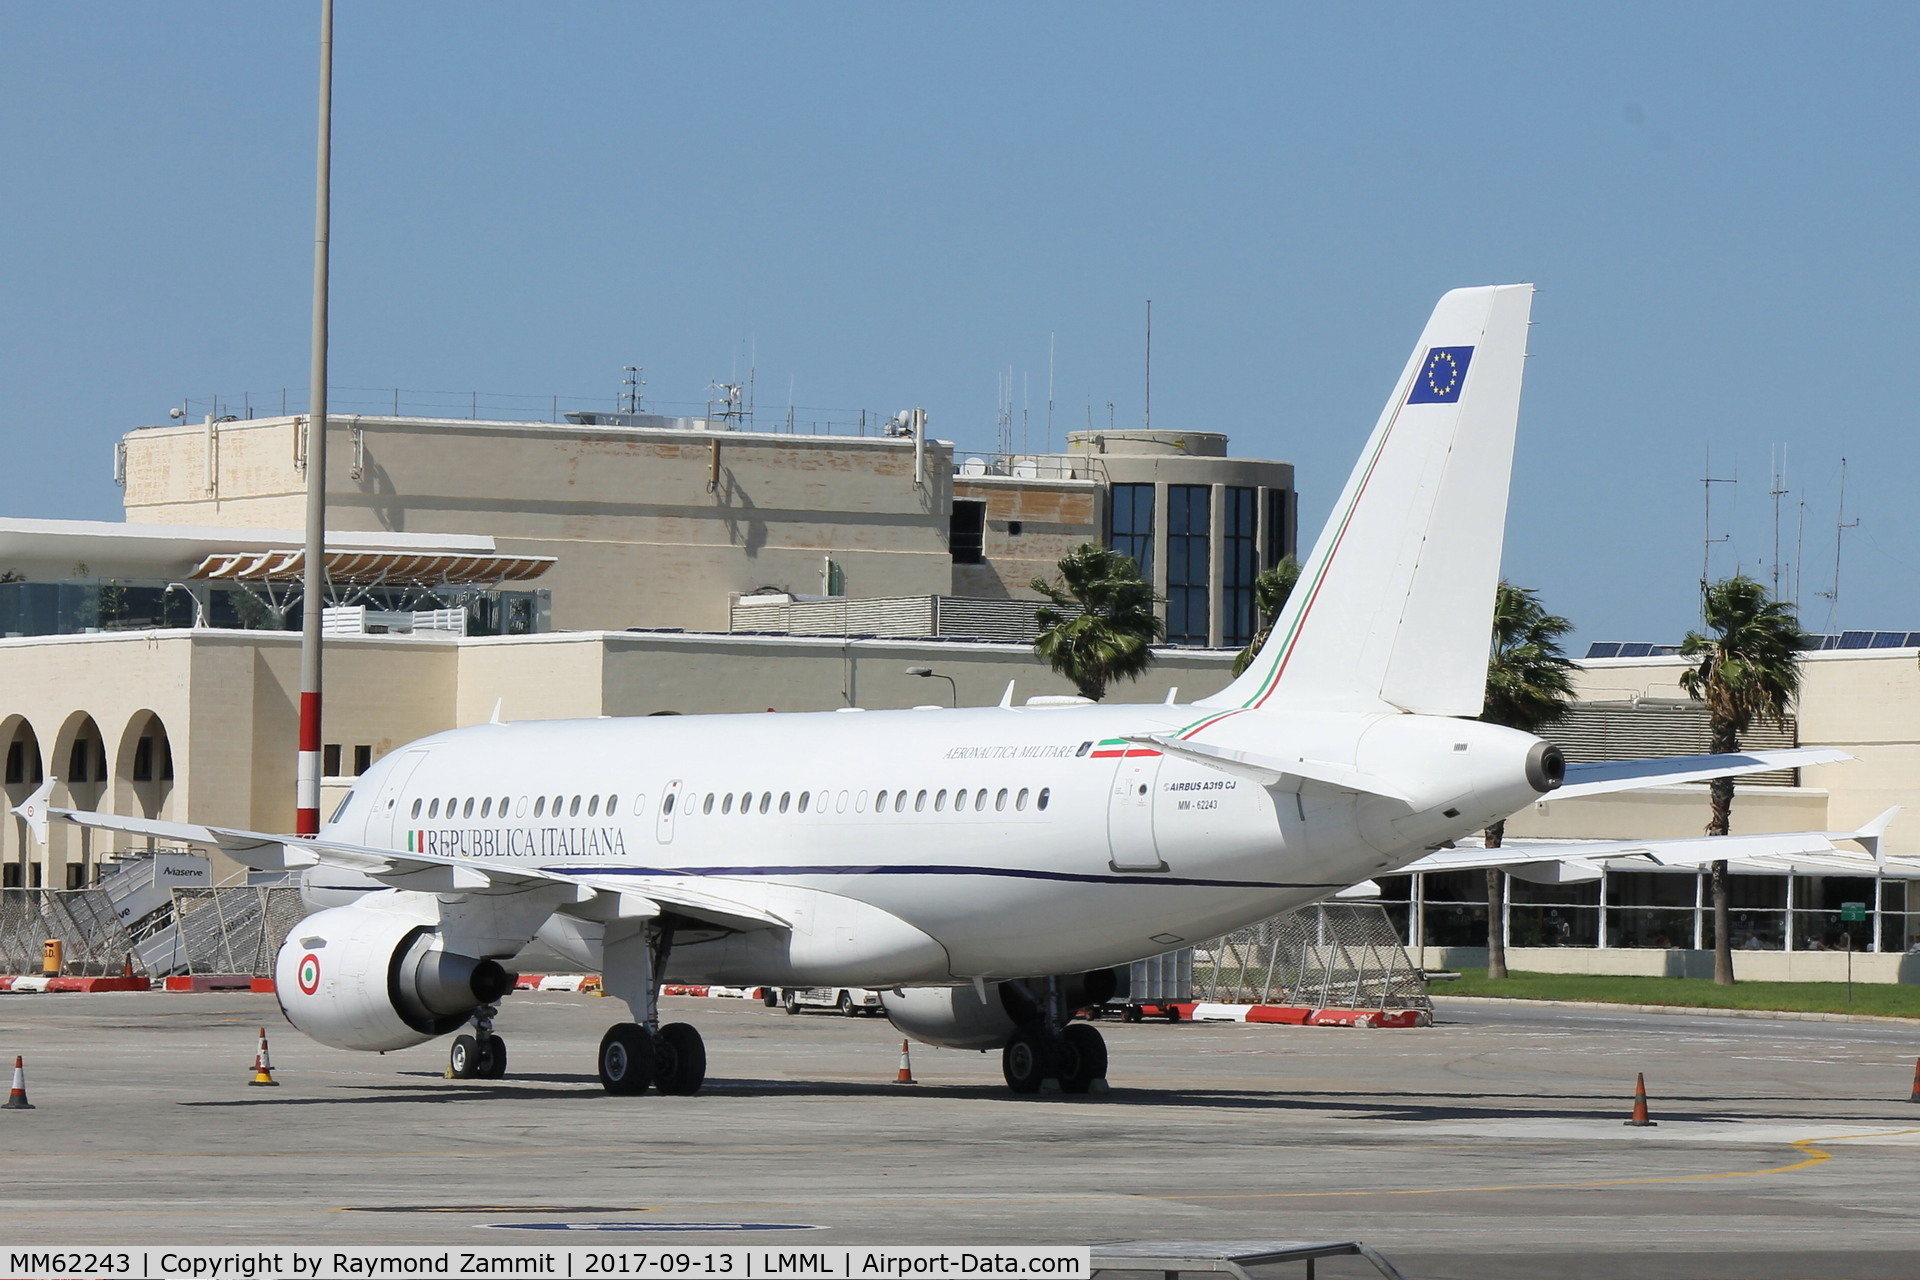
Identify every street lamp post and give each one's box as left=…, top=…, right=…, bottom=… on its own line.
left=905, top=666, right=957, bottom=708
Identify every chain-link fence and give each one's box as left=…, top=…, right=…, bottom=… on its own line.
left=0, top=888, right=141, bottom=976
left=145, top=887, right=309, bottom=977
left=1191, top=903, right=1431, bottom=1012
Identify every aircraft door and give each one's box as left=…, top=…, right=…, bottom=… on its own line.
left=656, top=779, right=682, bottom=844
left=1106, top=753, right=1167, bottom=871
left=365, top=750, right=427, bottom=848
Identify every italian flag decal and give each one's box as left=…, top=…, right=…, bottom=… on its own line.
left=1090, top=738, right=1161, bottom=760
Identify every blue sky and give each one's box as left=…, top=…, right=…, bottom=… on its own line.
left=3, top=3, right=1915, bottom=647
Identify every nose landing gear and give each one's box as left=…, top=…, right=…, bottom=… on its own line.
left=448, top=1003, right=507, bottom=1080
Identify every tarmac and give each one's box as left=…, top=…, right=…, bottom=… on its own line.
left=2, top=990, right=1918, bottom=1280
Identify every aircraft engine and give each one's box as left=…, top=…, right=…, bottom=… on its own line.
left=273, top=903, right=517, bottom=1053
left=882, top=970, right=1120, bottom=1050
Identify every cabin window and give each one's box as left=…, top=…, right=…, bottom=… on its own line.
left=551, top=794, right=563, bottom=815
left=500, top=795, right=510, bottom=815
left=480, top=798, right=493, bottom=818
left=462, top=798, right=476, bottom=819
left=515, top=796, right=529, bottom=817
left=663, top=793, right=675, bottom=815
left=779, top=791, right=791, bottom=813
left=976, top=790, right=990, bottom=812
left=837, top=790, right=850, bottom=813
left=797, top=791, right=809, bottom=813
left=411, top=799, right=423, bottom=819
left=427, top=798, right=440, bottom=818
left=1016, top=788, right=1030, bottom=811
left=915, top=789, right=928, bottom=812
left=630, top=794, right=645, bottom=815
left=566, top=795, right=580, bottom=817
left=996, top=788, right=1009, bottom=812
left=875, top=789, right=890, bottom=811
left=534, top=796, right=546, bottom=817
left=935, top=789, right=948, bottom=812
left=1037, top=788, right=1050, bottom=811
left=722, top=793, right=734, bottom=815
left=895, top=791, right=908, bottom=813
left=606, top=794, right=618, bottom=814
left=586, top=795, right=600, bottom=817
left=759, top=792, right=772, bottom=814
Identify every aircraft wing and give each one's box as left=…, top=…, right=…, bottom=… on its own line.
left=16, top=784, right=785, bottom=935
left=1401, top=807, right=1905, bottom=880
left=1554, top=747, right=1851, bottom=799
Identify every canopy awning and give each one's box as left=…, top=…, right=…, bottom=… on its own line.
left=189, top=549, right=554, bottom=586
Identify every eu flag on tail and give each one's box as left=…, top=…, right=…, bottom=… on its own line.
left=1407, top=346, right=1473, bottom=404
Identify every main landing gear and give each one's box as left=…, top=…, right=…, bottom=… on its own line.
left=448, top=1002, right=507, bottom=1079
left=596, top=921, right=708, bottom=1096
left=1000, top=977, right=1109, bottom=1096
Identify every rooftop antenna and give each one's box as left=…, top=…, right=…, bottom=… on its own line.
left=1819, top=456, right=1858, bottom=634
left=619, top=365, right=645, bottom=415
left=1699, top=443, right=1736, bottom=612
left=1143, top=299, right=1152, bottom=430
left=748, top=336, right=756, bottom=427
left=1045, top=333, right=1055, bottom=453
left=1768, top=444, right=1788, bottom=600
left=1022, top=371, right=1029, bottom=456
left=1793, top=494, right=1806, bottom=615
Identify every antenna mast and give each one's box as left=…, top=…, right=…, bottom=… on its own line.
left=1699, top=444, right=1736, bottom=611
left=1045, top=333, right=1055, bottom=453
left=1769, top=444, right=1788, bottom=599
left=1821, top=457, right=1859, bottom=634
left=1143, top=300, right=1152, bottom=430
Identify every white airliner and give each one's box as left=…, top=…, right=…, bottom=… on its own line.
left=18, top=285, right=1843, bottom=1096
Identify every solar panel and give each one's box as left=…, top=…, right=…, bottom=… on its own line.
left=1585, top=642, right=1622, bottom=658
left=1870, top=631, right=1906, bottom=648
left=1620, top=643, right=1653, bottom=657
left=1838, top=630, right=1873, bottom=649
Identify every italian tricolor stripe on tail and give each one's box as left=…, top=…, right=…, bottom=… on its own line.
left=1089, top=738, right=1160, bottom=759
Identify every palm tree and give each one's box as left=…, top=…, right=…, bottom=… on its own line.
left=1030, top=544, right=1164, bottom=701
left=1232, top=556, right=1303, bottom=676
left=1479, top=582, right=1576, bottom=979
left=1679, top=574, right=1806, bottom=986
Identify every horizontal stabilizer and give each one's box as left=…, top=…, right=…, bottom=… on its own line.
left=1554, top=747, right=1851, bottom=799
left=1126, top=734, right=1418, bottom=804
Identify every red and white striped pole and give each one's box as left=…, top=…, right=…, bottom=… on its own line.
left=296, top=0, right=333, bottom=837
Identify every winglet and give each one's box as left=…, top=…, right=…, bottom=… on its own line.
left=1845, top=807, right=1900, bottom=864
left=9, top=777, right=54, bottom=845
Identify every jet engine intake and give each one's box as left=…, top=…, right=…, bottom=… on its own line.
left=274, top=903, right=516, bottom=1053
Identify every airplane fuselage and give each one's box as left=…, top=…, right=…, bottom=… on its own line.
left=321, top=700, right=1550, bottom=986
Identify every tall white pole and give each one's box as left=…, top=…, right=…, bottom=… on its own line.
left=297, top=0, right=333, bottom=837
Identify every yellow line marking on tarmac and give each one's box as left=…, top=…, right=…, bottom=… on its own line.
left=5, top=1130, right=1913, bottom=1219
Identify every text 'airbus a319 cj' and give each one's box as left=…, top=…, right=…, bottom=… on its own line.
left=19, top=285, right=1846, bottom=1096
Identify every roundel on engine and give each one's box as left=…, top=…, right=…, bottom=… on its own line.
left=274, top=900, right=516, bottom=1053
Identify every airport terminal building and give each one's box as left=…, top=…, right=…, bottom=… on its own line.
left=5, top=405, right=1920, bottom=981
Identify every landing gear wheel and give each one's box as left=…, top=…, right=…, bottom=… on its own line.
left=654, top=1022, right=708, bottom=1095
left=1001, top=1025, right=1055, bottom=1095
left=599, top=1022, right=655, bottom=1095
left=783, top=991, right=801, bottom=1015
left=1058, top=1023, right=1107, bottom=1094
left=477, top=1034, right=508, bottom=1080
left=449, top=1034, right=479, bottom=1079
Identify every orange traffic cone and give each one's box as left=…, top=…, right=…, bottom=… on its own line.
left=1624, top=1072, right=1655, bottom=1127
left=1907, top=1057, right=1919, bottom=1104
left=249, top=1028, right=279, bottom=1087
left=3, top=1056, right=32, bottom=1110
left=893, top=1039, right=917, bottom=1085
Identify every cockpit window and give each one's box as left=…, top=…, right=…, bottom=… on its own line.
left=328, top=791, right=354, bottom=825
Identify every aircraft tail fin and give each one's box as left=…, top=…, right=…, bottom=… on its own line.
left=1196, top=285, right=1534, bottom=719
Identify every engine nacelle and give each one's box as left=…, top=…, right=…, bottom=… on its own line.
left=274, top=902, right=516, bottom=1052
left=882, top=970, right=1120, bottom=1051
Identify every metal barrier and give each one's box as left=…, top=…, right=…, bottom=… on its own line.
left=1092, top=1240, right=1406, bottom=1280
left=1191, top=903, right=1432, bottom=1013
left=0, top=888, right=141, bottom=976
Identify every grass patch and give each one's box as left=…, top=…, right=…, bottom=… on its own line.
left=1438, top=968, right=1920, bottom=1019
